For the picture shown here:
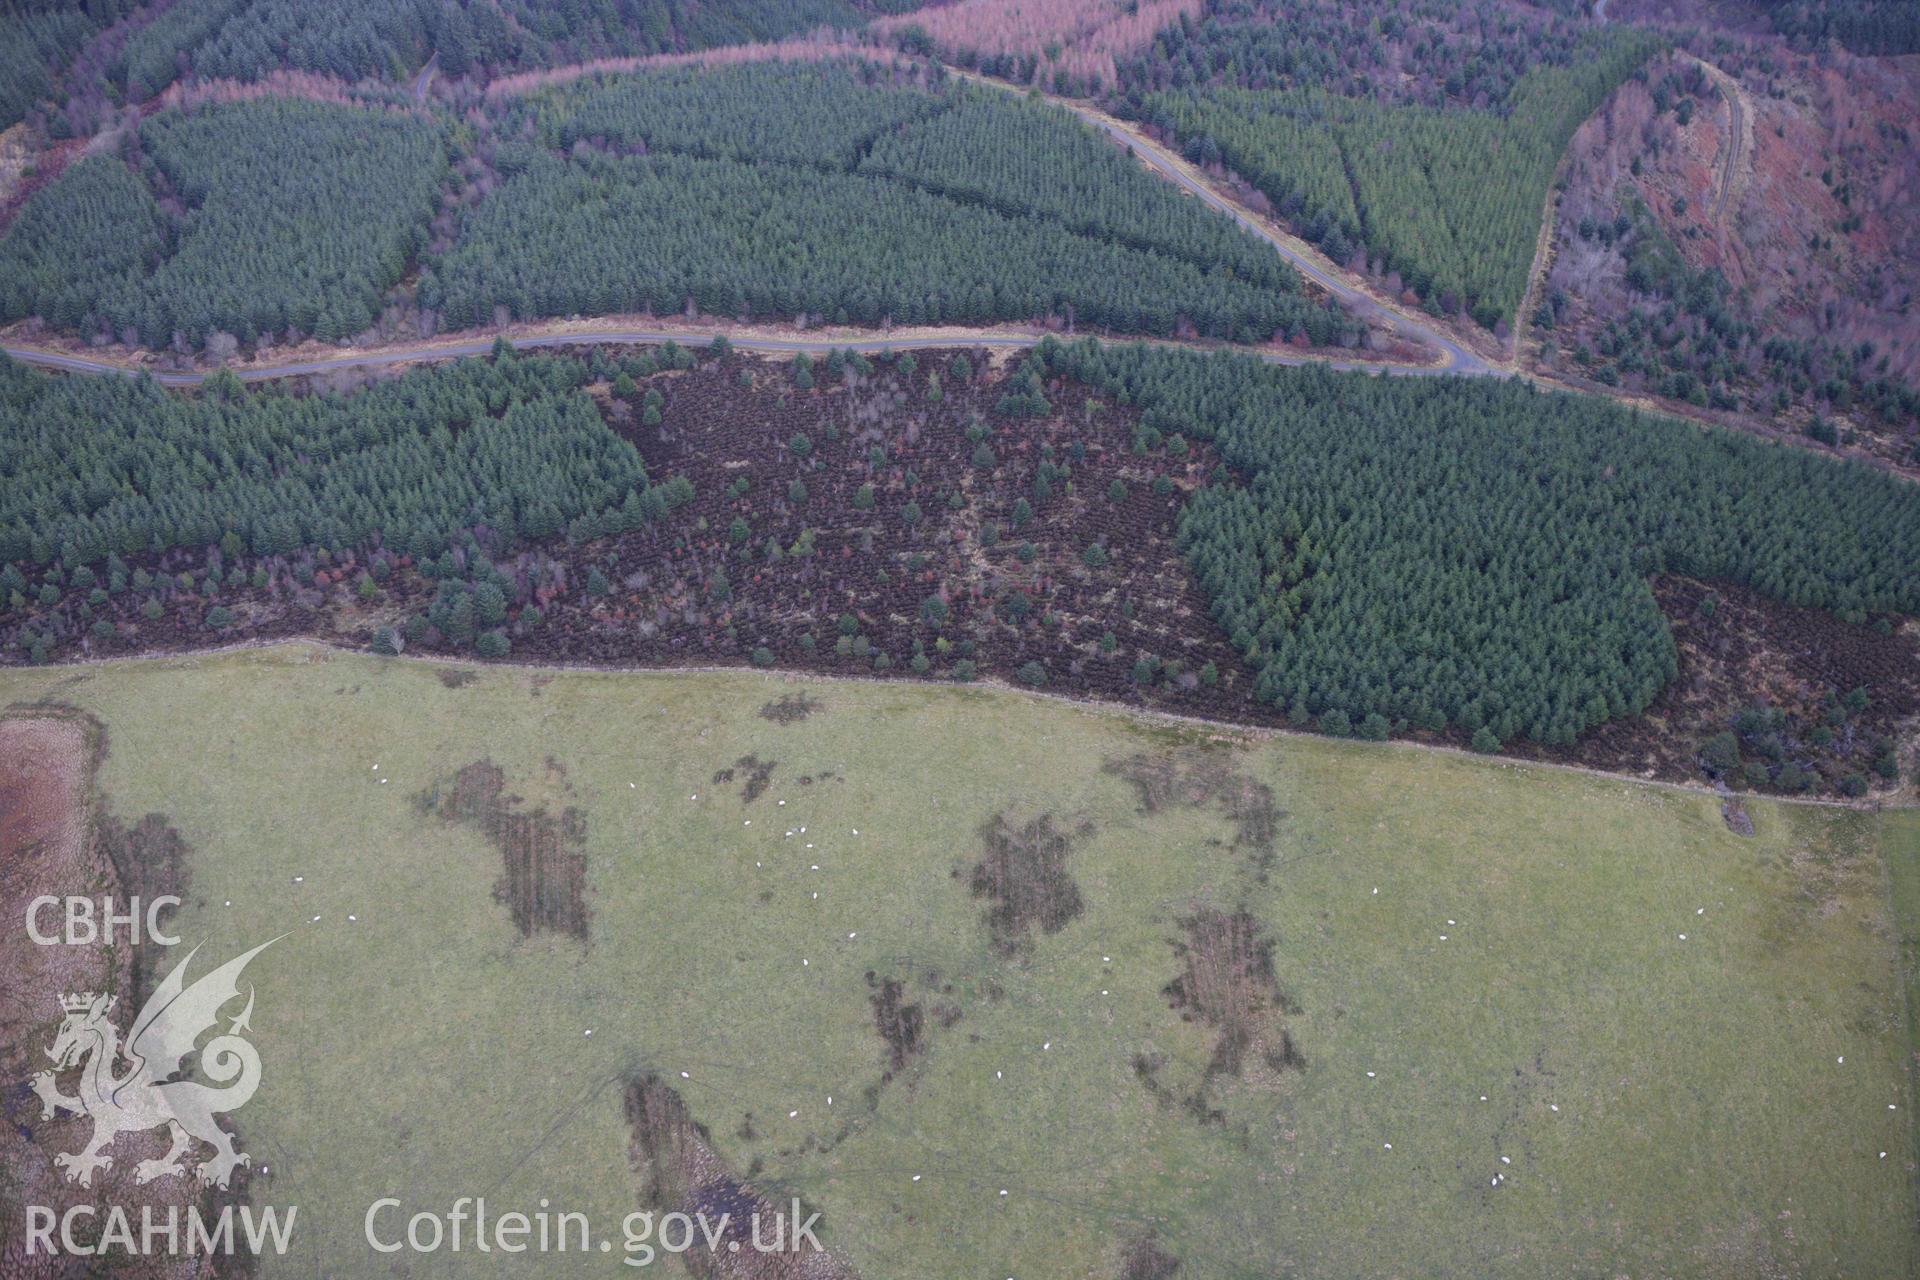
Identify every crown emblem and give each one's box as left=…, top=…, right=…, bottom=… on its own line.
left=59, top=992, right=110, bottom=1014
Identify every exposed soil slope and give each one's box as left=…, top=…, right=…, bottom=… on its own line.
left=1539, top=42, right=1920, bottom=463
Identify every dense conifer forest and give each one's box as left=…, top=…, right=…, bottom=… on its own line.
left=114, top=0, right=888, bottom=101
left=0, top=154, right=166, bottom=333
left=855, top=89, right=1295, bottom=291
left=2, top=61, right=1349, bottom=351
left=1, top=99, right=445, bottom=350
left=1131, top=28, right=1661, bottom=327
left=0, top=346, right=676, bottom=575
left=0, top=3, right=100, bottom=129
left=1760, top=0, right=1920, bottom=56
left=894, top=0, right=1665, bottom=328
left=429, top=64, right=1338, bottom=340
left=134, top=99, right=447, bottom=348
left=514, top=59, right=944, bottom=164
left=1035, top=339, right=1920, bottom=747
left=425, top=148, right=1326, bottom=339
left=1114, top=0, right=1614, bottom=110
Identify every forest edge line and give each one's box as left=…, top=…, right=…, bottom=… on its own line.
left=9, top=323, right=1889, bottom=487
left=8, top=635, right=1909, bottom=814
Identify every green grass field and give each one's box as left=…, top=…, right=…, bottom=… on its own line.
left=4, top=644, right=1916, bottom=1278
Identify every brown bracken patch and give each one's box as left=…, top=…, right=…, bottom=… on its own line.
left=1165, top=907, right=1303, bottom=1079
left=1118, top=1233, right=1182, bottom=1280
left=624, top=1075, right=852, bottom=1279
left=1720, top=786, right=1755, bottom=837
left=969, top=813, right=1086, bottom=953
left=1105, top=751, right=1282, bottom=879
left=867, top=973, right=925, bottom=1075
left=713, top=754, right=778, bottom=803
left=98, top=811, right=192, bottom=1005
left=419, top=760, right=590, bottom=942
left=759, top=695, right=821, bottom=725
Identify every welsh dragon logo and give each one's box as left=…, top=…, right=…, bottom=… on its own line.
left=29, top=938, right=280, bottom=1189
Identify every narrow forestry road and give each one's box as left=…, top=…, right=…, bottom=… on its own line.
left=1690, top=55, right=1751, bottom=227
left=0, top=325, right=1478, bottom=388
left=409, top=52, right=438, bottom=104
left=971, top=79, right=1502, bottom=378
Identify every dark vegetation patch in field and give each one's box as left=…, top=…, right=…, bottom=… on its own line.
left=624, top=1074, right=850, bottom=1279
left=1130, top=1048, right=1226, bottom=1129
left=867, top=972, right=925, bottom=1076
left=97, top=810, right=189, bottom=903
left=437, top=667, right=479, bottom=689
left=627, top=1076, right=705, bottom=1212
left=1105, top=749, right=1282, bottom=880
left=969, top=812, right=1088, bottom=954
left=863, top=967, right=964, bottom=1091
left=418, top=760, right=590, bottom=942
left=97, top=809, right=191, bottom=1005
left=1721, top=788, right=1755, bottom=837
left=1165, top=907, right=1302, bottom=1081
left=1118, top=1233, right=1182, bottom=1280
left=713, top=754, right=778, bottom=803
left=758, top=694, right=821, bottom=725
left=1467, top=1048, right=1558, bottom=1201
left=1768, top=808, right=1884, bottom=945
